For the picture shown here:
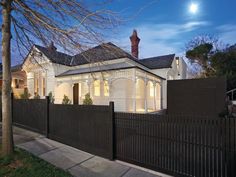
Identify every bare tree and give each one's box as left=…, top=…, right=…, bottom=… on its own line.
left=1, top=0, right=120, bottom=155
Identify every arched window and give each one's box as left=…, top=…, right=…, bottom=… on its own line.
left=34, top=73, right=39, bottom=95
left=150, top=82, right=154, bottom=97
left=104, top=80, right=109, bottom=96
left=94, top=80, right=100, bottom=96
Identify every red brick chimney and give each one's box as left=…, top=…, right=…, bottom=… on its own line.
left=130, top=29, right=140, bottom=59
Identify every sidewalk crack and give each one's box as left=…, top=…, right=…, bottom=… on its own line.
left=38, top=147, right=59, bottom=156
left=120, top=167, right=131, bottom=177
left=67, top=155, right=95, bottom=170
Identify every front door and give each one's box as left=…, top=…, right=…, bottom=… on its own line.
left=73, top=83, right=79, bottom=104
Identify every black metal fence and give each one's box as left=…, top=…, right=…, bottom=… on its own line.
left=115, top=112, right=236, bottom=177
left=48, top=103, right=114, bottom=160
left=13, top=99, right=48, bottom=134
left=11, top=98, right=114, bottom=160
left=1, top=98, right=236, bottom=176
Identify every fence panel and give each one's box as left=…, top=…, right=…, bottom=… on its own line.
left=49, top=103, right=114, bottom=159
left=115, top=112, right=236, bottom=177
left=13, top=99, right=47, bottom=134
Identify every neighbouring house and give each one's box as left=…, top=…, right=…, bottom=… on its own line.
left=0, top=63, right=27, bottom=98
left=12, top=30, right=186, bottom=112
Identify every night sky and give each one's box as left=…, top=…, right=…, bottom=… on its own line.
left=2, top=0, right=236, bottom=65
left=108, top=0, right=236, bottom=58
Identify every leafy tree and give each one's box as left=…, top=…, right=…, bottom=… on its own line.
left=48, top=92, right=55, bottom=104
left=1, top=0, right=118, bottom=155
left=62, top=95, right=71, bottom=105
left=186, top=36, right=236, bottom=90
left=83, top=93, right=93, bottom=105
left=185, top=35, right=221, bottom=77
left=20, top=88, right=31, bottom=99
left=186, top=43, right=215, bottom=77
left=211, top=46, right=236, bottom=90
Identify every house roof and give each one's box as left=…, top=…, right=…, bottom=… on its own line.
left=33, top=43, right=136, bottom=67
left=34, top=45, right=73, bottom=66
left=0, top=64, right=22, bottom=75
left=57, top=62, right=133, bottom=77
left=57, top=62, right=165, bottom=80
left=11, top=64, right=23, bottom=72
left=34, top=42, right=175, bottom=70
left=139, top=54, right=175, bottom=69
left=70, top=42, right=136, bottom=66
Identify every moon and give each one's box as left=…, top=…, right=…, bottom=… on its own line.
left=189, top=3, right=198, bottom=14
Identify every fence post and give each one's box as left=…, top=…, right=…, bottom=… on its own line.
left=109, top=101, right=115, bottom=160
left=45, top=96, right=50, bottom=138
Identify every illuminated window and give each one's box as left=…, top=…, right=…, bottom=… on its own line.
left=176, top=57, right=179, bottom=66
left=15, top=79, right=19, bottom=88
left=104, top=80, right=109, bottom=96
left=42, top=77, right=46, bottom=96
left=150, top=82, right=154, bottom=97
left=34, top=74, right=39, bottom=95
left=94, top=80, right=100, bottom=96
left=168, top=75, right=174, bottom=80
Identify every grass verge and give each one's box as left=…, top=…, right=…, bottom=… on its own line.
left=0, top=145, right=72, bottom=177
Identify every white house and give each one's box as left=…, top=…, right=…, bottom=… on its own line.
left=21, top=30, right=187, bottom=112
left=140, top=55, right=187, bottom=108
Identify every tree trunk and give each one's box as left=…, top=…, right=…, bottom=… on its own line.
left=1, top=0, right=13, bottom=155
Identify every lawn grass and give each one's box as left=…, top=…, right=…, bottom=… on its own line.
left=0, top=145, right=72, bottom=177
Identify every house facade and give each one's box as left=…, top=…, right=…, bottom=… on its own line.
left=0, top=64, right=27, bottom=98
left=16, top=30, right=187, bottom=112
left=140, top=55, right=187, bottom=108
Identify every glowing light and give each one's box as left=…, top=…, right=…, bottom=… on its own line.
left=189, top=3, right=198, bottom=14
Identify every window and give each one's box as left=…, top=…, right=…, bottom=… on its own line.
left=34, top=74, right=39, bottom=95
left=176, top=57, right=180, bottom=66
left=14, top=79, right=19, bottom=88
left=168, top=75, right=174, bottom=80
left=94, top=80, right=100, bottom=96
left=104, top=80, right=109, bottom=96
left=150, top=82, right=154, bottom=97
left=42, top=77, right=46, bottom=96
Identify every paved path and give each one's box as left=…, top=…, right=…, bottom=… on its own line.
left=1, top=125, right=171, bottom=177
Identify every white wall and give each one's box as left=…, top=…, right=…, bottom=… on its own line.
left=22, top=46, right=72, bottom=98
left=22, top=47, right=164, bottom=112
left=54, top=82, right=73, bottom=104
left=150, top=57, right=188, bottom=109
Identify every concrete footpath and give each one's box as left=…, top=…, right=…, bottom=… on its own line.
left=1, top=125, right=171, bottom=177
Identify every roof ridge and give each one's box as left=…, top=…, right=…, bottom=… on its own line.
left=141, top=54, right=175, bottom=60
left=34, top=44, right=73, bottom=57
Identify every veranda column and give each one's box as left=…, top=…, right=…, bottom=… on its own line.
left=87, top=80, right=92, bottom=96
left=133, top=78, right=136, bottom=113
left=153, top=82, right=156, bottom=111
left=108, top=79, right=112, bottom=98
left=144, top=79, right=148, bottom=113
left=160, top=81, right=163, bottom=109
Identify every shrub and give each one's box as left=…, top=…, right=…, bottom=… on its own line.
left=62, top=95, right=71, bottom=104
left=48, top=91, right=55, bottom=104
left=20, top=88, right=31, bottom=99
left=83, top=93, right=93, bottom=105
left=33, top=93, right=40, bottom=99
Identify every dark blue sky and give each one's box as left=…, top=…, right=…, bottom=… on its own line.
left=6, top=0, right=236, bottom=65
left=108, top=0, right=236, bottom=58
